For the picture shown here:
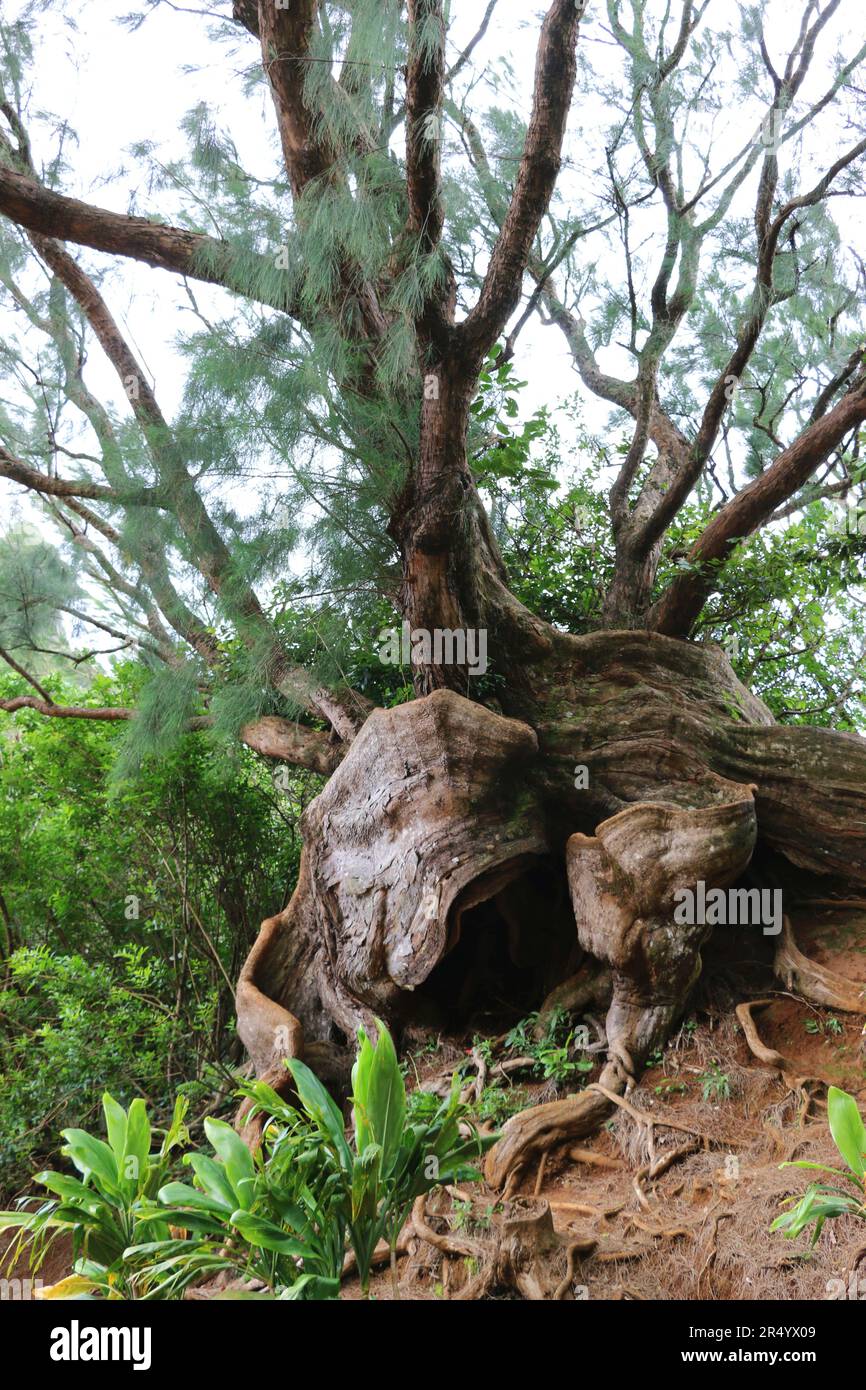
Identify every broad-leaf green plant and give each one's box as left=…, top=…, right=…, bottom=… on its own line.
left=0, top=1092, right=189, bottom=1298
left=771, top=1087, right=866, bottom=1248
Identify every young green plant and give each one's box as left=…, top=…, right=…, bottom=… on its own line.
left=0, top=1092, right=189, bottom=1299
left=771, top=1087, right=866, bottom=1248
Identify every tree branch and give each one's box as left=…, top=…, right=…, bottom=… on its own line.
left=19, top=233, right=370, bottom=741
left=640, top=135, right=866, bottom=552
left=29, top=234, right=278, bottom=638
left=0, top=647, right=55, bottom=704
left=650, top=366, right=866, bottom=636
left=446, top=0, right=500, bottom=85
left=0, top=166, right=295, bottom=311
left=0, top=696, right=134, bottom=720
left=239, top=714, right=341, bottom=777
left=0, top=694, right=341, bottom=775
left=0, top=444, right=161, bottom=505
left=257, top=0, right=331, bottom=200
left=405, top=0, right=453, bottom=346
left=406, top=1, right=446, bottom=256
left=457, top=0, right=584, bottom=366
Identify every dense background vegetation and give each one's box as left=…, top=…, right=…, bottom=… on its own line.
left=0, top=662, right=321, bottom=1199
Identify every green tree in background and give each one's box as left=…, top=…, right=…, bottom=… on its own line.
left=0, top=662, right=315, bottom=1196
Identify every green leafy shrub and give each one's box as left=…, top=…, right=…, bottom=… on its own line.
left=132, top=1111, right=346, bottom=1301
left=804, top=1016, right=844, bottom=1036
left=1, top=1023, right=492, bottom=1301
left=771, top=1087, right=866, bottom=1248
left=503, top=1007, right=594, bottom=1086
left=533, top=1036, right=594, bottom=1085
left=473, top=1084, right=530, bottom=1125
left=699, top=1062, right=732, bottom=1103
left=136, top=1021, right=494, bottom=1300
left=0, top=1092, right=189, bottom=1298
left=245, top=1021, right=495, bottom=1296
left=0, top=665, right=312, bottom=1198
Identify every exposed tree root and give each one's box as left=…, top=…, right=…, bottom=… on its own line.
left=533, top=1151, right=548, bottom=1196
left=774, top=917, right=866, bottom=1014
left=588, top=1083, right=737, bottom=1211
left=697, top=1207, right=735, bottom=1297
left=485, top=1065, right=621, bottom=1190
left=735, top=997, right=828, bottom=1123
left=634, top=1140, right=701, bottom=1209
left=593, top=1082, right=723, bottom=1146
left=470, top=1044, right=488, bottom=1102
left=537, top=961, right=612, bottom=1030
left=234, top=908, right=306, bottom=1146
left=568, top=1146, right=625, bottom=1170
left=411, top=1193, right=488, bottom=1262
left=411, top=1191, right=596, bottom=1300
left=546, top=1197, right=625, bottom=1221
left=625, top=1213, right=696, bottom=1240
left=341, top=1229, right=414, bottom=1281
left=554, top=1241, right=592, bottom=1300
left=486, top=790, right=758, bottom=1186
left=593, top=1248, right=647, bottom=1263
left=236, top=690, right=547, bottom=1057
left=735, top=999, right=796, bottom=1074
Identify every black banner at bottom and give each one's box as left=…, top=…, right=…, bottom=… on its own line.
left=3, top=1296, right=860, bottom=1376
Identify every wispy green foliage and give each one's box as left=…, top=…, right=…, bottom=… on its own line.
left=0, top=526, right=83, bottom=662
left=111, top=663, right=202, bottom=781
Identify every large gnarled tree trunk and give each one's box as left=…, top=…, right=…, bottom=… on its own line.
left=236, top=629, right=866, bottom=1180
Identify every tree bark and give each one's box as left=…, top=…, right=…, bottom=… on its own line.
left=389, top=367, right=553, bottom=696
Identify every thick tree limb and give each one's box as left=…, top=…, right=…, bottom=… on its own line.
left=0, top=445, right=160, bottom=506
left=650, top=369, right=866, bottom=635
left=239, top=714, right=341, bottom=777
left=0, top=214, right=372, bottom=739
left=405, top=0, right=453, bottom=346
left=0, top=166, right=294, bottom=311
left=545, top=289, right=692, bottom=497
left=252, top=3, right=390, bottom=363
left=0, top=695, right=338, bottom=774
left=0, top=260, right=185, bottom=670
left=4, top=251, right=226, bottom=670
left=257, top=0, right=330, bottom=200
left=0, top=696, right=136, bottom=721
left=406, top=0, right=446, bottom=255
left=458, top=0, right=584, bottom=366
